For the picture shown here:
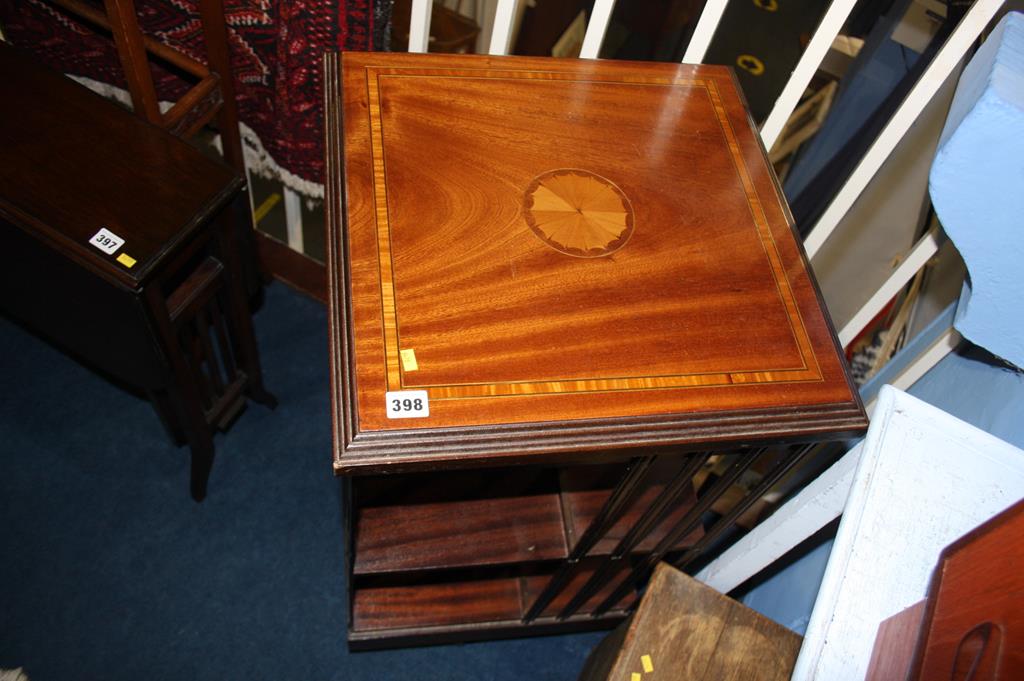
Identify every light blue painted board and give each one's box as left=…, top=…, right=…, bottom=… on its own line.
left=737, top=534, right=834, bottom=635
left=908, top=346, right=1024, bottom=449
left=930, top=12, right=1024, bottom=369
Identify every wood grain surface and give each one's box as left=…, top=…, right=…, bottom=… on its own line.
left=865, top=601, right=926, bottom=681
left=352, top=468, right=568, bottom=574
left=578, top=562, right=802, bottom=681
left=908, top=498, right=1024, bottom=681
left=352, top=575, right=522, bottom=632
left=325, top=52, right=866, bottom=471
left=349, top=570, right=628, bottom=648
left=351, top=563, right=636, bottom=640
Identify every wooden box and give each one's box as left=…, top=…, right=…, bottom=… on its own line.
left=323, top=52, right=866, bottom=648
left=578, top=562, right=802, bottom=681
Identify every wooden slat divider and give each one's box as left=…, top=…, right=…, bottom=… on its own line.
left=196, top=307, right=225, bottom=395
left=163, top=73, right=223, bottom=137
left=557, top=452, right=712, bottom=619
left=208, top=296, right=237, bottom=379
left=673, top=444, right=813, bottom=571
left=591, top=449, right=762, bottom=615
left=559, top=458, right=706, bottom=557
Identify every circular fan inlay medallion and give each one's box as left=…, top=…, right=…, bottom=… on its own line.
left=522, top=169, right=634, bottom=258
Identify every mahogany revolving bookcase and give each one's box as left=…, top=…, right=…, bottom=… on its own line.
left=323, top=52, right=867, bottom=649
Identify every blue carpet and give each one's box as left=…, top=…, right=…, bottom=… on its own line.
left=0, top=283, right=604, bottom=681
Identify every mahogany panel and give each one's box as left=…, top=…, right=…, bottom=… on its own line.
left=351, top=566, right=634, bottom=641
left=349, top=591, right=625, bottom=650
left=323, top=51, right=867, bottom=472
left=352, top=575, right=523, bottom=632
left=908, top=498, right=1024, bottom=680
left=865, top=601, right=926, bottom=681
left=560, top=460, right=703, bottom=555
left=352, top=469, right=568, bottom=574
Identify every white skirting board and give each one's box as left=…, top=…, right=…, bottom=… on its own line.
left=695, top=385, right=1024, bottom=677
left=786, top=386, right=1024, bottom=680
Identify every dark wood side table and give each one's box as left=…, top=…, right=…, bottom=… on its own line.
left=0, top=42, right=275, bottom=501
left=324, top=52, right=868, bottom=648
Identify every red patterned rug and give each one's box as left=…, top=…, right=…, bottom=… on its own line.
left=0, top=0, right=391, bottom=196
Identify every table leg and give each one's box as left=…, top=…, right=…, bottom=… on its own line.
left=145, top=284, right=220, bottom=502
left=217, top=197, right=277, bottom=409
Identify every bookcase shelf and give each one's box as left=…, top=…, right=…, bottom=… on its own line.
left=352, top=469, right=567, bottom=575
left=346, top=461, right=704, bottom=643
left=350, top=559, right=637, bottom=644
left=351, top=461, right=707, bottom=579
left=352, top=571, right=524, bottom=633
left=325, top=52, right=868, bottom=649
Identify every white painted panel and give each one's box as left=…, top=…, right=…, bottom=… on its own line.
left=407, top=0, right=433, bottom=53
left=487, top=0, right=519, bottom=55
left=760, top=0, right=860, bottom=150
left=810, top=71, right=958, bottom=335
left=837, top=227, right=942, bottom=347
left=793, top=385, right=1024, bottom=681
left=682, top=0, right=729, bottom=64
left=802, top=0, right=1003, bottom=258
left=284, top=187, right=304, bottom=253
left=579, top=0, right=616, bottom=59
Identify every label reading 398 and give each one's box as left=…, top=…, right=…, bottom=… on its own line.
left=385, top=390, right=429, bottom=419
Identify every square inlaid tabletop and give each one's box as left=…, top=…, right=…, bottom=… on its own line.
left=325, top=52, right=865, bottom=472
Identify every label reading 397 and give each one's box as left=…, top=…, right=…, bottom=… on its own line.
left=88, top=228, right=125, bottom=255
left=385, top=390, right=429, bottom=419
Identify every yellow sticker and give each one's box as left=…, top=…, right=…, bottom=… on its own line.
left=641, top=655, right=654, bottom=673
left=116, top=253, right=137, bottom=268
left=631, top=674, right=641, bottom=681
left=400, top=348, right=418, bottom=372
